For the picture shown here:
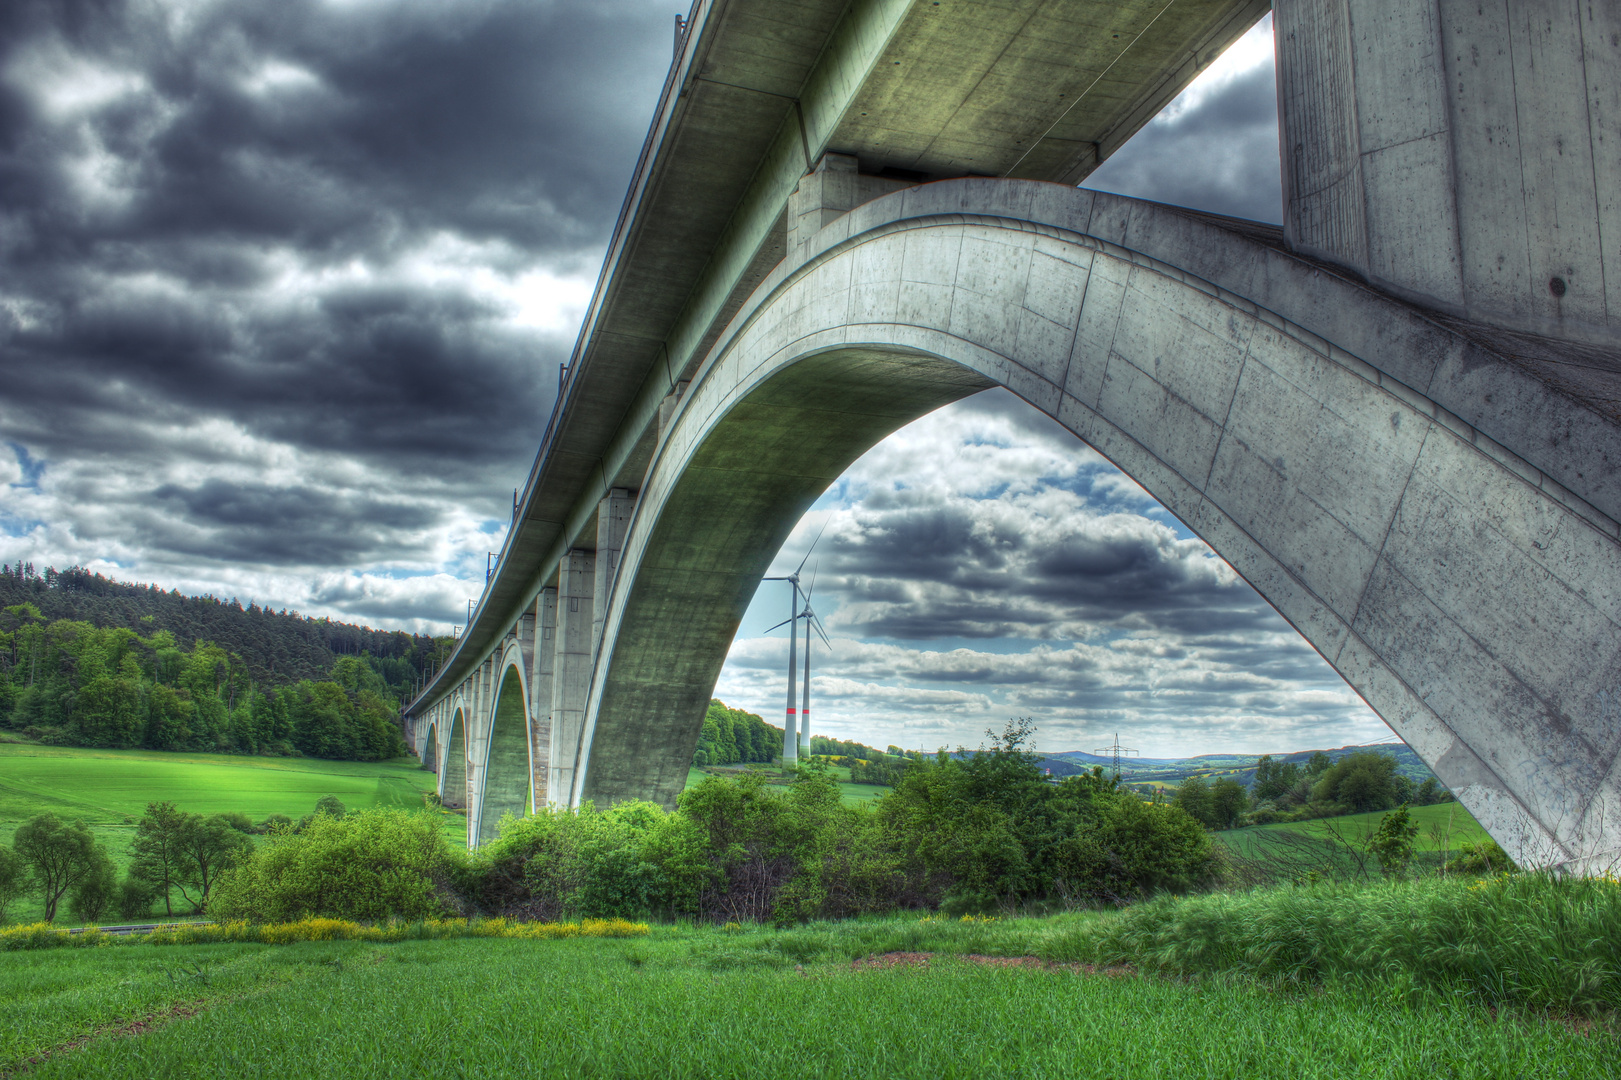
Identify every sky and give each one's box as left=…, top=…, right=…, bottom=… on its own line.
left=0, top=3, right=1397, bottom=757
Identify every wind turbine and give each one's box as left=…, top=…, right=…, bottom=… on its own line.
left=762, top=522, right=830, bottom=773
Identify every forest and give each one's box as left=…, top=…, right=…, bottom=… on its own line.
left=0, top=564, right=452, bottom=762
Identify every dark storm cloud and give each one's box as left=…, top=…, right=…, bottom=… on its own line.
left=820, top=486, right=1271, bottom=642
left=0, top=0, right=674, bottom=618
left=147, top=478, right=437, bottom=564
left=0, top=0, right=670, bottom=495
left=1082, top=25, right=1282, bottom=224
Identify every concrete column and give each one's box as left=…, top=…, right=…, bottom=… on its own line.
left=786, top=153, right=911, bottom=263
left=550, top=551, right=596, bottom=805
left=1275, top=0, right=1620, bottom=347
left=529, top=587, right=558, bottom=806
left=466, top=657, right=493, bottom=844
left=593, top=489, right=636, bottom=651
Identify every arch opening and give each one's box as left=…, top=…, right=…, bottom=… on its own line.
left=479, top=664, right=532, bottom=846
left=442, top=709, right=467, bottom=809
left=423, top=723, right=438, bottom=774
left=577, top=191, right=1621, bottom=871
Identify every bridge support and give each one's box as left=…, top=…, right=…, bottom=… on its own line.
left=1276, top=0, right=1619, bottom=348
left=529, top=587, right=557, bottom=806
left=549, top=550, right=595, bottom=805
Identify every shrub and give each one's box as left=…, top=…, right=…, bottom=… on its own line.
left=67, top=848, right=117, bottom=925
left=0, top=845, right=24, bottom=922
left=209, top=808, right=455, bottom=923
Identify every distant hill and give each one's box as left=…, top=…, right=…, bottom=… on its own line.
left=0, top=563, right=445, bottom=696
left=1043, top=742, right=1440, bottom=786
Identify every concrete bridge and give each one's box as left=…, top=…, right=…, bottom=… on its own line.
left=404, top=0, right=1621, bottom=874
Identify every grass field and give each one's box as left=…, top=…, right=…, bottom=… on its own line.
left=3, top=918, right=1615, bottom=1079
left=0, top=743, right=460, bottom=925
left=1216, top=802, right=1492, bottom=858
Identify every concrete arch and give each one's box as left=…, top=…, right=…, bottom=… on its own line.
left=473, top=650, right=533, bottom=847
left=577, top=180, right=1621, bottom=873
left=421, top=723, right=438, bottom=774
left=440, top=706, right=468, bottom=810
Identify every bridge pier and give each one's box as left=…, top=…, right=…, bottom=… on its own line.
left=549, top=550, right=595, bottom=807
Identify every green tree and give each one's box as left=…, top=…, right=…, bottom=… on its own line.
left=1368, top=804, right=1419, bottom=878
left=1209, top=777, right=1248, bottom=830
left=0, top=844, right=24, bottom=922
left=129, top=801, right=194, bottom=916
left=1313, top=752, right=1399, bottom=813
left=176, top=815, right=253, bottom=908
left=1174, top=776, right=1214, bottom=827
left=12, top=813, right=102, bottom=922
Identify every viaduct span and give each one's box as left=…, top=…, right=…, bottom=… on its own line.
left=404, top=0, right=1621, bottom=874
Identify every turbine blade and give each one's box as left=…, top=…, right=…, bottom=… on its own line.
left=764, top=617, right=794, bottom=633
left=805, top=559, right=819, bottom=602
left=794, top=516, right=831, bottom=576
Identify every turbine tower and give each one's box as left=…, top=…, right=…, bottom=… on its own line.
left=763, top=527, right=829, bottom=774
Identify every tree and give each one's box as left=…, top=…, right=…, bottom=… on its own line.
left=1368, top=804, right=1419, bottom=878
left=1174, top=776, right=1214, bottom=828
left=0, top=844, right=24, bottom=922
left=129, top=801, right=194, bottom=916
left=175, top=815, right=253, bottom=907
left=1312, top=752, right=1399, bottom=813
left=1209, top=778, right=1248, bottom=830
left=1252, top=755, right=1301, bottom=802
left=12, top=813, right=102, bottom=922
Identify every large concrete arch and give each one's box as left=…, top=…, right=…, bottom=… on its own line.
left=421, top=723, right=438, bottom=774
left=440, top=707, right=468, bottom=810
left=576, top=179, right=1621, bottom=874
left=474, top=658, right=534, bottom=846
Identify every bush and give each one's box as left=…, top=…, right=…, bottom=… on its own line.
left=67, top=848, right=117, bottom=925
left=115, top=874, right=157, bottom=921
left=209, top=809, right=455, bottom=923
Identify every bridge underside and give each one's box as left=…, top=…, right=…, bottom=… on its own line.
left=407, top=1, right=1621, bottom=869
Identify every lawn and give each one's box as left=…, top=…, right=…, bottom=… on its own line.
left=2, top=921, right=1614, bottom=1079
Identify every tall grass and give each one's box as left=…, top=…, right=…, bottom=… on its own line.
left=1065, top=872, right=1621, bottom=1013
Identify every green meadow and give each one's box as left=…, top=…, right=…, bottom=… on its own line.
left=4, top=917, right=1616, bottom=1079
left=0, top=742, right=458, bottom=924
left=1216, top=802, right=1492, bottom=858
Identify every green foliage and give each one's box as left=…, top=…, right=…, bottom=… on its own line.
left=691, top=700, right=780, bottom=766
left=0, top=565, right=438, bottom=762
left=209, top=808, right=454, bottom=923
left=12, top=813, right=106, bottom=922
left=1077, top=872, right=1621, bottom=1015
left=1311, top=751, right=1401, bottom=813
left=470, top=719, right=1214, bottom=926
left=1368, top=804, right=1419, bottom=878
left=67, top=848, right=117, bottom=925
left=1453, top=838, right=1515, bottom=875
left=0, top=846, right=24, bottom=922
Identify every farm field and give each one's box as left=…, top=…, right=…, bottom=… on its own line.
left=1216, top=802, right=1491, bottom=858
left=3, top=920, right=1614, bottom=1079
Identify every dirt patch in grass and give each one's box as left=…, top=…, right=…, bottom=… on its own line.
left=2, top=999, right=207, bottom=1078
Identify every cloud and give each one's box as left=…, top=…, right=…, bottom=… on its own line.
left=0, top=0, right=672, bottom=625
left=1082, top=14, right=1282, bottom=224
